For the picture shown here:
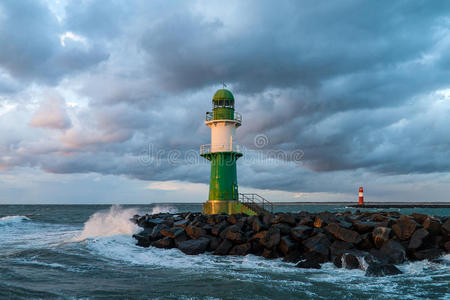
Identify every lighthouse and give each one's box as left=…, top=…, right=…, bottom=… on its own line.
left=200, top=89, right=255, bottom=215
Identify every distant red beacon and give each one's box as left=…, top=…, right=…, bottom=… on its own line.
left=358, top=187, right=364, bottom=205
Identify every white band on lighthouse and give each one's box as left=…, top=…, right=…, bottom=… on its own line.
left=209, top=121, right=237, bottom=152
left=359, top=192, right=363, bottom=197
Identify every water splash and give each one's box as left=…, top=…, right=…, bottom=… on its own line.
left=76, top=205, right=139, bottom=241
left=0, top=215, right=31, bottom=225
left=150, top=205, right=177, bottom=215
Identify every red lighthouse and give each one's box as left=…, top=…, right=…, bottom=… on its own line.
left=358, top=187, right=364, bottom=205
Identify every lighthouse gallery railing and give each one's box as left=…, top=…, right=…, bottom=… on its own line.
left=206, top=111, right=242, bottom=123
left=200, top=144, right=241, bottom=154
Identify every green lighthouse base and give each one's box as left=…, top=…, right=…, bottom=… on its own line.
left=203, top=200, right=256, bottom=215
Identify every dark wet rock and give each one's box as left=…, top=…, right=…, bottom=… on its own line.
left=412, top=248, right=443, bottom=261
left=343, top=253, right=360, bottom=269
left=152, top=237, right=174, bottom=249
left=221, top=225, right=245, bottom=243
left=370, top=214, right=387, bottom=222
left=211, top=221, right=229, bottom=236
left=283, top=250, right=304, bottom=263
left=408, top=228, right=429, bottom=249
left=372, top=227, right=392, bottom=248
left=252, top=217, right=265, bottom=232
left=325, top=223, right=362, bottom=244
left=297, top=216, right=313, bottom=227
left=303, top=233, right=330, bottom=261
left=177, top=238, right=210, bottom=255
left=229, top=243, right=252, bottom=256
left=337, top=219, right=353, bottom=229
left=392, top=216, right=417, bottom=240
left=352, top=221, right=376, bottom=233
left=444, top=241, right=450, bottom=252
left=227, top=214, right=241, bottom=225
left=151, top=224, right=167, bottom=240
left=358, top=232, right=374, bottom=250
left=373, top=240, right=406, bottom=264
left=272, top=223, right=291, bottom=235
left=423, top=217, right=441, bottom=236
left=441, top=219, right=450, bottom=237
left=186, top=225, right=207, bottom=239
left=174, top=219, right=189, bottom=228
left=333, top=255, right=343, bottom=268
left=137, top=215, right=149, bottom=227
left=174, top=231, right=187, bottom=246
left=411, top=213, right=428, bottom=224
left=272, top=213, right=296, bottom=226
left=365, top=263, right=402, bottom=277
left=330, top=240, right=353, bottom=257
left=214, top=239, right=233, bottom=255
left=254, top=227, right=281, bottom=249
left=262, top=247, right=280, bottom=259
left=160, top=227, right=184, bottom=239
left=133, top=233, right=151, bottom=247
left=290, top=225, right=313, bottom=241
left=207, top=236, right=221, bottom=251
left=296, top=258, right=321, bottom=269
left=262, top=213, right=273, bottom=227
left=279, top=236, right=297, bottom=256
left=148, top=218, right=168, bottom=227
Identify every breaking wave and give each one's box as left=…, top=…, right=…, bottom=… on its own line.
left=0, top=215, right=31, bottom=225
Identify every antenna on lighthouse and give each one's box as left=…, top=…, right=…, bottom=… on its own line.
left=222, top=82, right=227, bottom=89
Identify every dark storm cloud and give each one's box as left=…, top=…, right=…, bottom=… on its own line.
left=2, top=0, right=450, bottom=197
left=0, top=0, right=108, bottom=84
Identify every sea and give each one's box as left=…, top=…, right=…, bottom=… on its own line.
left=0, top=204, right=449, bottom=300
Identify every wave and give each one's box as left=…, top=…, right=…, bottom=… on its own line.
left=75, top=205, right=139, bottom=241
left=0, top=215, right=31, bottom=225
left=150, top=205, right=177, bottom=214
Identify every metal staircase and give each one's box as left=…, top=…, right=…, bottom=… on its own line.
left=238, top=193, right=273, bottom=215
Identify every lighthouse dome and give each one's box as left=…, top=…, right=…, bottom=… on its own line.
left=213, top=89, right=234, bottom=102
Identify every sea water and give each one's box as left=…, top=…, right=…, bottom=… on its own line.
left=0, top=204, right=449, bottom=299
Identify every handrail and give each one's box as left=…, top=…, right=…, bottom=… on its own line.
left=206, top=111, right=242, bottom=123
left=200, top=144, right=241, bottom=154
left=239, top=193, right=273, bottom=213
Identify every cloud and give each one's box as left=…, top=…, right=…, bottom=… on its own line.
left=1, top=1, right=450, bottom=203
left=29, top=91, right=72, bottom=130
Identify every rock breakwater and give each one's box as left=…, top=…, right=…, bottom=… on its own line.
left=131, top=210, right=450, bottom=276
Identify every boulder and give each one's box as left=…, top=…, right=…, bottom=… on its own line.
left=365, top=263, right=402, bottom=277
left=185, top=225, right=207, bottom=239
left=174, top=219, right=190, bottom=228
left=272, top=213, right=296, bottom=226
left=283, top=250, right=304, bottom=263
left=392, top=216, right=417, bottom=240
left=152, top=237, right=174, bottom=249
left=290, top=226, right=313, bottom=241
left=303, top=233, right=331, bottom=261
left=343, top=253, right=361, bottom=270
left=173, top=231, right=187, bottom=246
left=370, top=214, right=387, bottom=222
left=151, top=224, right=167, bottom=240
left=177, top=238, right=210, bottom=255
left=441, top=219, right=450, bottom=237
left=229, top=243, right=252, bottom=256
left=214, top=239, right=233, bottom=255
left=330, top=240, right=353, bottom=257
left=148, top=218, right=168, bottom=227
left=374, top=240, right=405, bottom=264
left=211, top=221, right=229, bottom=236
left=423, top=217, right=442, bottom=236
left=372, top=227, right=391, bottom=248
left=262, top=213, right=273, bottom=227
left=254, top=227, right=281, bottom=249
left=160, top=227, right=184, bottom=239
left=358, top=232, right=374, bottom=250
left=133, top=233, right=151, bottom=247
left=279, top=236, right=297, bottom=256
left=444, top=241, right=450, bottom=252
left=408, top=228, right=429, bottom=249
left=412, top=248, right=443, bottom=261
left=325, top=223, right=362, bottom=244
left=262, top=247, right=281, bottom=259
left=221, top=225, right=245, bottom=243
left=352, top=221, right=376, bottom=233
left=207, top=236, right=221, bottom=251
left=296, top=258, right=321, bottom=269
left=252, top=217, right=266, bottom=232
left=411, top=213, right=428, bottom=224
left=272, top=223, right=291, bottom=235
left=297, top=216, right=313, bottom=227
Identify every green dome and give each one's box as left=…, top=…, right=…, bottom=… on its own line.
left=213, top=89, right=234, bottom=102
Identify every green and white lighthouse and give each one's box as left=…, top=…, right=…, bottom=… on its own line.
left=200, top=89, right=254, bottom=215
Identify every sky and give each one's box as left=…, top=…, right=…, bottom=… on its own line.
left=1, top=0, right=450, bottom=204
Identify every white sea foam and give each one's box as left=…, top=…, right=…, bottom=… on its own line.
left=150, top=205, right=177, bottom=214
left=0, top=215, right=31, bottom=225
left=76, top=205, right=139, bottom=241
